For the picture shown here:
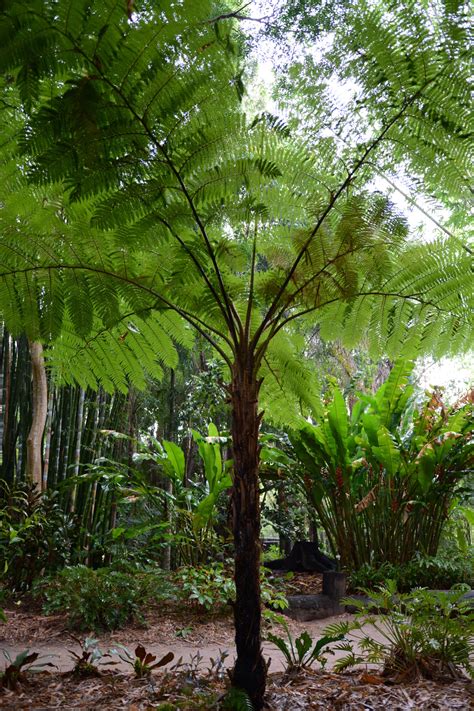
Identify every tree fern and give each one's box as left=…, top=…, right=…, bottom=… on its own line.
left=1, top=2, right=473, bottom=706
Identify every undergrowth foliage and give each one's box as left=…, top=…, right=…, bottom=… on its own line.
left=326, top=582, right=474, bottom=681
left=349, top=554, right=474, bottom=593
left=35, top=565, right=150, bottom=631
left=267, top=624, right=344, bottom=672
left=0, top=482, right=75, bottom=592
left=177, top=562, right=288, bottom=613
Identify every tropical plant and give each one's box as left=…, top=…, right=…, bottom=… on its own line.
left=1, top=2, right=473, bottom=706
left=131, top=424, right=232, bottom=565
left=396, top=554, right=474, bottom=592
left=177, top=561, right=288, bottom=613
left=36, top=565, right=148, bottom=630
left=0, top=649, right=56, bottom=690
left=348, top=554, right=474, bottom=593
left=177, top=562, right=236, bottom=611
left=267, top=624, right=344, bottom=672
left=327, top=582, right=474, bottom=681
left=110, top=644, right=174, bottom=679
left=0, top=481, right=75, bottom=591
left=291, top=361, right=473, bottom=569
left=67, top=637, right=115, bottom=678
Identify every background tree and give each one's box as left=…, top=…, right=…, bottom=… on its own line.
left=0, top=1, right=473, bottom=707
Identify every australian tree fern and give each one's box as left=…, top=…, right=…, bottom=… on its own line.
left=0, top=1, right=473, bottom=707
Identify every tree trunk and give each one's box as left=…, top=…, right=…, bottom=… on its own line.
left=42, top=388, right=54, bottom=488
left=26, top=341, right=48, bottom=490
left=230, top=363, right=266, bottom=710
left=70, top=387, right=85, bottom=512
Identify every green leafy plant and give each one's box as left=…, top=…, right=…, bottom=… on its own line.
left=267, top=623, right=343, bottom=671
left=111, top=644, right=174, bottom=678
left=349, top=562, right=398, bottom=592
left=222, top=686, right=254, bottom=710
left=0, top=481, right=75, bottom=591
left=326, top=581, right=474, bottom=681
left=349, top=554, right=474, bottom=592
left=130, top=425, right=232, bottom=566
left=36, top=565, right=147, bottom=630
left=397, top=554, right=474, bottom=592
left=175, top=626, right=193, bottom=639
left=177, top=563, right=288, bottom=613
left=68, top=637, right=115, bottom=678
left=177, top=563, right=236, bottom=611
left=1, top=649, right=56, bottom=690
left=291, top=361, right=474, bottom=569
left=262, top=544, right=281, bottom=562
left=260, top=573, right=289, bottom=612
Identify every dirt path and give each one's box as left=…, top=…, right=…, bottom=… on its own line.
left=0, top=607, right=382, bottom=674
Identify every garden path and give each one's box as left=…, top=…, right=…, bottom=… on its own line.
left=0, top=609, right=385, bottom=673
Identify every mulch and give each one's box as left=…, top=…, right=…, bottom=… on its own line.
left=0, top=667, right=472, bottom=709
left=276, top=572, right=323, bottom=596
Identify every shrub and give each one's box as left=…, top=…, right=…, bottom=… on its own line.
left=176, top=562, right=287, bottom=612
left=0, top=482, right=75, bottom=592
left=177, top=563, right=235, bottom=611
left=348, top=562, right=398, bottom=592
left=326, top=582, right=474, bottom=681
left=397, top=554, right=474, bottom=592
left=349, top=554, right=474, bottom=593
left=290, top=362, right=473, bottom=569
left=36, top=565, right=147, bottom=630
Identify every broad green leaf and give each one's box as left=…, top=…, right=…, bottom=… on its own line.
left=327, top=389, right=350, bottom=467
left=372, top=429, right=402, bottom=477
left=162, top=440, right=185, bottom=479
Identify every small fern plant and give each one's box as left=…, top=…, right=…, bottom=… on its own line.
left=267, top=622, right=344, bottom=672
left=325, top=581, right=474, bottom=681
left=221, top=686, right=254, bottom=711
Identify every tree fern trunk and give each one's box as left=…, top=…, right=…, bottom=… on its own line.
left=230, top=362, right=266, bottom=710
left=26, top=341, right=47, bottom=490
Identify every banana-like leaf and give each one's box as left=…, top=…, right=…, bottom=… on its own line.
left=371, top=429, right=403, bottom=478
left=162, top=440, right=185, bottom=480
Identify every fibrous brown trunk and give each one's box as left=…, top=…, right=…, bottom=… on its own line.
left=230, top=362, right=266, bottom=710
left=26, top=341, right=48, bottom=490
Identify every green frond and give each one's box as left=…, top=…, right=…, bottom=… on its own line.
left=317, top=238, right=473, bottom=359
left=0, top=0, right=472, bottom=405
left=259, top=331, right=322, bottom=426
left=48, top=309, right=192, bottom=394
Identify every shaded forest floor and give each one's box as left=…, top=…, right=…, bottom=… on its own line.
left=1, top=597, right=473, bottom=709
left=0, top=663, right=472, bottom=709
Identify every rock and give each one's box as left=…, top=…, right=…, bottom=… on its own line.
left=282, top=594, right=344, bottom=622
